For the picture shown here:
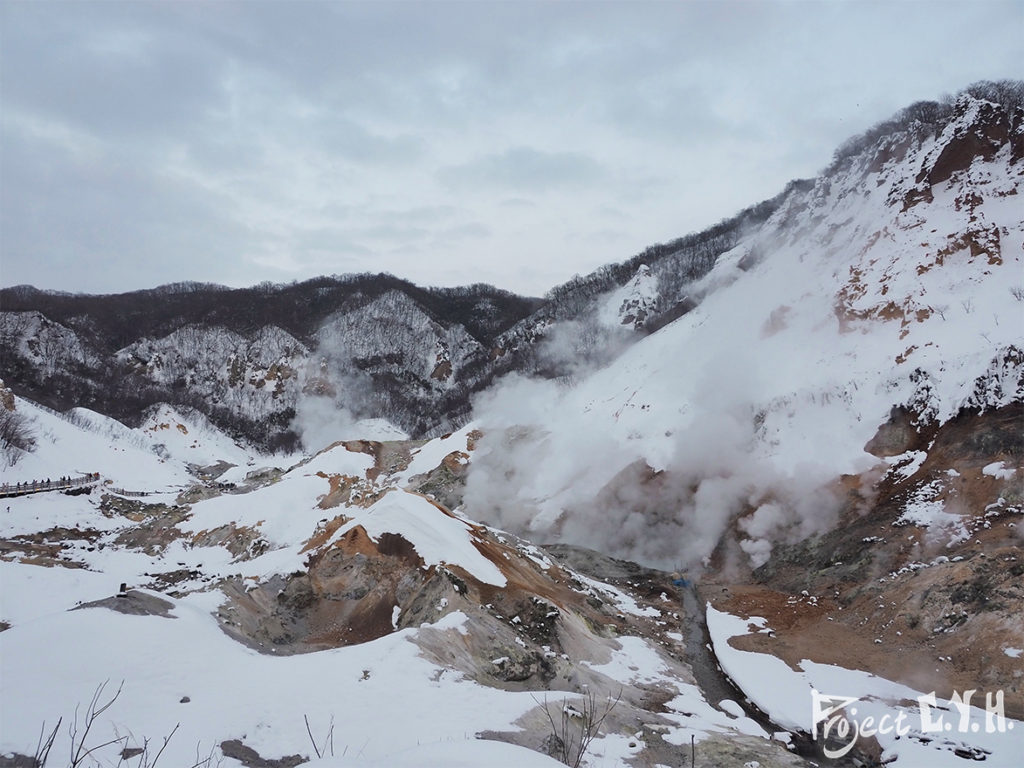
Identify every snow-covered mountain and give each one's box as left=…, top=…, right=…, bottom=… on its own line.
left=464, top=87, right=1024, bottom=569
left=5, top=88, right=1020, bottom=458
left=0, top=278, right=542, bottom=448
left=456, top=84, right=1024, bottom=763
left=2, top=82, right=1024, bottom=767
left=0, top=122, right=815, bottom=448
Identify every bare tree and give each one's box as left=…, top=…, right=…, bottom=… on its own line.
left=536, top=689, right=622, bottom=768
left=149, top=727, right=181, bottom=767
left=30, top=680, right=219, bottom=768
left=0, top=408, right=36, bottom=467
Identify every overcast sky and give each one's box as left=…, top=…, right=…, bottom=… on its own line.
left=1, top=1, right=1021, bottom=297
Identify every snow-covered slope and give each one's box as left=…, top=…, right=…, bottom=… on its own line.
left=117, top=325, right=310, bottom=426
left=598, top=264, right=659, bottom=330
left=137, top=403, right=261, bottom=470
left=0, top=572, right=563, bottom=767
left=1, top=407, right=811, bottom=767
left=5, top=400, right=192, bottom=492
left=4, top=404, right=1019, bottom=767
left=317, top=290, right=484, bottom=387
left=706, top=605, right=1024, bottom=766
left=3, top=85, right=1023, bottom=768
left=464, top=92, right=1024, bottom=569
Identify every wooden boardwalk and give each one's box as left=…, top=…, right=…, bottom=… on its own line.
left=0, top=473, right=101, bottom=498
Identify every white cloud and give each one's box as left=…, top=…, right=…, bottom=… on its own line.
left=1, top=1, right=1021, bottom=295
left=439, top=146, right=606, bottom=192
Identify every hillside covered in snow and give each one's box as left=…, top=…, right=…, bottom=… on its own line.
left=464, top=86, right=1024, bottom=571
left=2, top=82, right=1023, bottom=767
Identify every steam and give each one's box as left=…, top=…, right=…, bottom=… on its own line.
left=463, top=315, right=845, bottom=572
left=534, top=317, right=632, bottom=381
left=292, top=394, right=362, bottom=452
left=290, top=352, right=386, bottom=452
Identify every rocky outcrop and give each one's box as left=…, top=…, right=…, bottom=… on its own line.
left=713, top=403, right=1024, bottom=725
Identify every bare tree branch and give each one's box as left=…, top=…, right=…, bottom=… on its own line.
left=33, top=717, right=61, bottom=767
left=534, top=689, right=621, bottom=768
left=69, top=679, right=125, bottom=767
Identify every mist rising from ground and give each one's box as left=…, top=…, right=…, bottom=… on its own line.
left=462, top=312, right=846, bottom=572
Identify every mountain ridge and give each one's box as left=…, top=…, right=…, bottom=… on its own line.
left=2, top=81, right=1023, bottom=768
left=2, top=81, right=1021, bottom=452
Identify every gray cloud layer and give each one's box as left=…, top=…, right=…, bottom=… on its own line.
left=1, top=1, right=1021, bottom=295
left=440, top=147, right=606, bottom=191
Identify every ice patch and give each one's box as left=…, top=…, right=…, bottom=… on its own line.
left=983, top=461, right=1017, bottom=480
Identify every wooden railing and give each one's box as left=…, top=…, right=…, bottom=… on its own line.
left=107, top=487, right=151, bottom=497
left=0, top=473, right=101, bottom=498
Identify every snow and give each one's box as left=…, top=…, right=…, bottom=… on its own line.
left=431, top=610, right=471, bottom=635
left=3, top=93, right=1022, bottom=768
left=719, top=699, right=746, bottom=718
left=567, top=633, right=771, bottom=759
left=894, top=480, right=968, bottom=545
left=301, top=442, right=377, bottom=478
left=572, top=573, right=663, bottom=618
left=983, top=461, right=1017, bottom=480
left=303, top=738, right=564, bottom=767
left=0, top=402, right=538, bottom=763
left=350, top=418, right=409, bottom=442
left=599, top=263, right=659, bottom=328
left=465, top=95, right=1024, bottom=569
left=317, top=290, right=483, bottom=385
left=2, top=402, right=731, bottom=768
left=182, top=472, right=324, bottom=546
left=658, top=683, right=766, bottom=745
left=582, top=635, right=670, bottom=685
left=6, top=399, right=190, bottom=491
left=705, top=607, right=808, bottom=730
left=886, top=450, right=928, bottom=480
left=117, top=324, right=310, bottom=424
left=0, top=560, right=115, bottom=626
left=138, top=403, right=258, bottom=469
left=0, top=573, right=554, bottom=766
left=331, top=491, right=507, bottom=587
left=393, top=422, right=477, bottom=485
left=706, top=604, right=1024, bottom=766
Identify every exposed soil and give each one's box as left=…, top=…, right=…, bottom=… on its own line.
left=7, top=399, right=1018, bottom=768
left=705, top=404, right=1024, bottom=728
left=0, top=525, right=102, bottom=568
left=219, top=739, right=306, bottom=768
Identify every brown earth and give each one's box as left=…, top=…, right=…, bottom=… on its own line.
left=706, top=404, right=1024, bottom=722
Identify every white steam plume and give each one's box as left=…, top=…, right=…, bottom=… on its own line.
left=463, top=309, right=847, bottom=572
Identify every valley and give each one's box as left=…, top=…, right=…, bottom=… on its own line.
left=2, top=83, right=1023, bottom=767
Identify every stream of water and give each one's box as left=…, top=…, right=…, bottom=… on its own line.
left=678, top=583, right=865, bottom=766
